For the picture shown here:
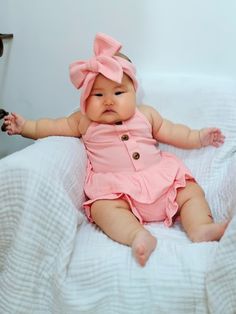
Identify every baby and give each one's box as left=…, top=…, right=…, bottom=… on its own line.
left=3, top=33, right=227, bottom=266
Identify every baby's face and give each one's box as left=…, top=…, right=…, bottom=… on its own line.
left=85, top=74, right=136, bottom=124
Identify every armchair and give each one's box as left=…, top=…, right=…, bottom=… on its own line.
left=1, top=75, right=236, bottom=313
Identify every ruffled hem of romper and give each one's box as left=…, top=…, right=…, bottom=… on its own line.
left=83, top=173, right=194, bottom=227
left=164, top=174, right=195, bottom=227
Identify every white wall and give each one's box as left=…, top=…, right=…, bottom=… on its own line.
left=137, top=1, right=236, bottom=78
left=1, top=0, right=236, bottom=157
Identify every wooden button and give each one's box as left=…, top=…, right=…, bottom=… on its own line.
left=132, top=152, right=140, bottom=160
left=121, top=134, right=129, bottom=141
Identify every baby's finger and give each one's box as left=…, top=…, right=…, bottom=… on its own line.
left=3, top=119, right=11, bottom=127
left=11, top=112, right=19, bottom=119
left=3, top=115, right=10, bottom=121
left=213, top=139, right=224, bottom=147
left=210, top=127, right=220, bottom=134
left=4, top=115, right=14, bottom=123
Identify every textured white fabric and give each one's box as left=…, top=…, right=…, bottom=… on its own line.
left=0, top=75, right=236, bottom=313
left=0, top=137, right=87, bottom=313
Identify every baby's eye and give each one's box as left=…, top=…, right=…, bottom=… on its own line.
left=93, top=93, right=103, bottom=97
left=115, top=91, right=124, bottom=95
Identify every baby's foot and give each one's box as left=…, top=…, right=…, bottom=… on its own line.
left=190, top=221, right=229, bottom=242
left=132, top=230, right=157, bottom=266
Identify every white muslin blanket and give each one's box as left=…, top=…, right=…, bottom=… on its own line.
left=0, top=75, right=236, bottom=313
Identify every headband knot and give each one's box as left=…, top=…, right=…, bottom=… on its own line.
left=87, top=57, right=99, bottom=73
left=69, top=33, right=138, bottom=113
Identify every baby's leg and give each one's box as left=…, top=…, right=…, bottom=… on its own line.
left=176, top=181, right=228, bottom=242
left=90, top=199, right=157, bottom=266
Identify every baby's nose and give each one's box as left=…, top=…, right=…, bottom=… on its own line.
left=104, top=97, right=114, bottom=106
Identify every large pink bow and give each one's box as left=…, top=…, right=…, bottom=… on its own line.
left=69, top=33, right=138, bottom=113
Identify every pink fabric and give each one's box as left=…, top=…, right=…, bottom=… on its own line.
left=82, top=109, right=194, bottom=227
left=69, top=33, right=138, bottom=113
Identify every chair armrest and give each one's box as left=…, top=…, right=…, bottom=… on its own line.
left=0, top=136, right=87, bottom=286
left=0, top=136, right=87, bottom=210
left=0, top=137, right=86, bottom=267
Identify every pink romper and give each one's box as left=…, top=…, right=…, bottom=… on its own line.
left=82, top=109, right=194, bottom=227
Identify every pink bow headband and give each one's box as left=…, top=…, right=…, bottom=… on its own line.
left=69, top=33, right=138, bottom=113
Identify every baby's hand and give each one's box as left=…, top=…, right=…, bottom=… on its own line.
left=199, top=127, right=225, bottom=147
left=3, top=112, right=26, bottom=135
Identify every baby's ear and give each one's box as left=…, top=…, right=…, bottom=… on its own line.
left=0, top=109, right=9, bottom=120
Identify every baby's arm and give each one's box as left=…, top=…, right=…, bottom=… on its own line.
left=140, top=105, right=225, bottom=149
left=4, top=111, right=82, bottom=139
left=156, top=119, right=225, bottom=149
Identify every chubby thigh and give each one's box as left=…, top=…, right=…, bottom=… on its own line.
left=176, top=181, right=212, bottom=228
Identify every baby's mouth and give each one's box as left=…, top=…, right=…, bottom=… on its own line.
left=104, top=109, right=115, bottom=113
